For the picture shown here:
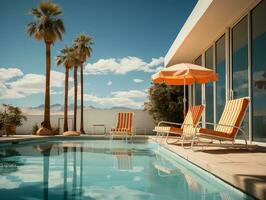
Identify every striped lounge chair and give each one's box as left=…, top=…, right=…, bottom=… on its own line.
left=191, top=97, right=250, bottom=149
left=110, top=112, right=134, bottom=139
left=153, top=105, right=204, bottom=145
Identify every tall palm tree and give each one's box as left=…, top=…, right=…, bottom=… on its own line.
left=73, top=34, right=93, bottom=134
left=27, top=1, right=65, bottom=130
left=56, top=46, right=75, bottom=132
left=71, top=52, right=80, bottom=131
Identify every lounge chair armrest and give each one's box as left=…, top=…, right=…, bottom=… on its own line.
left=157, top=121, right=183, bottom=127
left=198, top=121, right=242, bottom=129
left=157, top=121, right=197, bottom=127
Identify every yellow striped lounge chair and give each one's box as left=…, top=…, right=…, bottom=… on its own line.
left=110, top=112, right=134, bottom=139
left=153, top=105, right=204, bottom=145
left=191, top=97, right=250, bottom=149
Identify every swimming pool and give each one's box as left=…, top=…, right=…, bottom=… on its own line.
left=0, top=139, right=253, bottom=200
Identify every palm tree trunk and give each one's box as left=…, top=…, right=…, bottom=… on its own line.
left=73, top=66, right=78, bottom=131
left=80, top=64, right=85, bottom=134
left=44, top=42, right=52, bottom=130
left=64, top=67, right=69, bottom=132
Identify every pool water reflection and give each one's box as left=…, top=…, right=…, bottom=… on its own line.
left=0, top=140, right=253, bottom=200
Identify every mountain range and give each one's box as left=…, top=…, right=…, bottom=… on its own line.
left=21, top=104, right=132, bottom=115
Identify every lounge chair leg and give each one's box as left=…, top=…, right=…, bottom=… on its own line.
left=242, top=131, right=248, bottom=149
left=166, top=132, right=170, bottom=144
left=181, top=135, right=185, bottom=148
left=190, top=135, right=196, bottom=151
left=160, top=133, right=166, bottom=144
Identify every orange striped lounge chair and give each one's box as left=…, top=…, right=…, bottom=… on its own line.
left=153, top=105, right=204, bottom=145
left=110, top=112, right=134, bottom=139
left=190, top=97, right=250, bottom=149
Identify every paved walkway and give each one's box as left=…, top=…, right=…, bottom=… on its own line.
left=153, top=137, right=266, bottom=200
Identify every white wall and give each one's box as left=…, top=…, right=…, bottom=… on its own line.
left=16, top=109, right=156, bottom=135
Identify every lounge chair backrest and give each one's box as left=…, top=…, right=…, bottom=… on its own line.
left=182, top=105, right=204, bottom=134
left=215, top=97, right=249, bottom=137
left=116, top=112, right=133, bottom=132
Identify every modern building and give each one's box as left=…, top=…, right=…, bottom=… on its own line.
left=165, top=0, right=266, bottom=143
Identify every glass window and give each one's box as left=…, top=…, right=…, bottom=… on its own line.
left=205, top=46, right=214, bottom=125
left=215, top=35, right=226, bottom=120
left=252, top=0, right=266, bottom=142
left=194, top=56, right=202, bottom=105
left=232, top=16, right=249, bottom=137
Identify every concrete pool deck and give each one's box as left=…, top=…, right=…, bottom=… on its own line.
left=154, top=137, right=266, bottom=200
left=0, top=135, right=265, bottom=199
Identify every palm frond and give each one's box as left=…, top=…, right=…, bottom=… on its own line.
left=26, top=1, right=65, bottom=43
left=73, top=33, right=93, bottom=63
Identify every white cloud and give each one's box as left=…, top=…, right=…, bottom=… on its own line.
left=0, top=82, right=25, bottom=99
left=84, top=56, right=164, bottom=75
left=107, top=81, right=112, bottom=86
left=111, top=90, right=146, bottom=98
left=68, top=84, right=81, bottom=98
left=0, top=69, right=70, bottom=100
left=83, top=90, right=146, bottom=108
left=0, top=68, right=23, bottom=82
left=133, top=78, right=144, bottom=83
left=7, top=73, right=45, bottom=95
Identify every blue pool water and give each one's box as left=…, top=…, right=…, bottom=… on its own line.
left=0, top=140, right=253, bottom=200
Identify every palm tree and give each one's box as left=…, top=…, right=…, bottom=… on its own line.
left=73, top=34, right=93, bottom=134
left=27, top=1, right=65, bottom=130
left=56, top=46, right=75, bottom=132
left=71, top=52, right=80, bottom=131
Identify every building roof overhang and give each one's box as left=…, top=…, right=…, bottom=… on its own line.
left=165, top=0, right=260, bottom=67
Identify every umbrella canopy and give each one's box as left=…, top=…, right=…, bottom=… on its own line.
left=152, top=63, right=218, bottom=85
left=151, top=63, right=218, bottom=117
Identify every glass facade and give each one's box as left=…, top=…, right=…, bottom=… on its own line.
left=215, top=35, right=226, bottom=120
left=191, top=0, right=266, bottom=142
left=232, top=16, right=249, bottom=98
left=232, top=16, right=249, bottom=137
left=252, top=0, right=266, bottom=141
left=205, top=47, right=214, bottom=125
left=194, top=56, right=202, bottom=105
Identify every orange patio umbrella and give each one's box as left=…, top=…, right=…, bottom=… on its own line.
left=151, top=63, right=218, bottom=116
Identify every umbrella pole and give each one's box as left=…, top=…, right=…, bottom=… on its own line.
left=183, top=77, right=186, bottom=118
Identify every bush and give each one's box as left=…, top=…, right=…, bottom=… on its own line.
left=0, top=104, right=27, bottom=135
left=32, top=123, right=39, bottom=135
left=0, top=104, right=27, bottom=127
left=144, top=84, right=184, bottom=124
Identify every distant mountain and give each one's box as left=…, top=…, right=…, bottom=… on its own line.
left=22, top=104, right=95, bottom=115
left=110, top=106, right=132, bottom=110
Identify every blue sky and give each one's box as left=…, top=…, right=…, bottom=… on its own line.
left=0, top=0, right=196, bottom=109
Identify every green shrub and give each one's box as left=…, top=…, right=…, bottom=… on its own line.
left=0, top=104, right=27, bottom=127
left=144, top=84, right=184, bottom=124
